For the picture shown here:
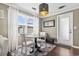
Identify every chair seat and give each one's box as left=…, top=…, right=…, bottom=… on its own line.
left=37, top=39, right=45, bottom=41
left=27, top=41, right=34, bottom=45
left=23, top=41, right=34, bottom=46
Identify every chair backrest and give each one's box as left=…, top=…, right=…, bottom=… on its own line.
left=40, top=32, right=46, bottom=37
left=18, top=34, right=25, bottom=45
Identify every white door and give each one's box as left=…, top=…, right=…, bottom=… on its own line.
left=57, top=12, right=73, bottom=46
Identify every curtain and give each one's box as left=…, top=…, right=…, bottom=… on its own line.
left=8, top=7, right=18, bottom=51
left=33, top=16, right=39, bottom=36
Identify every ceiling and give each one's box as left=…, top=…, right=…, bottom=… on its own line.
left=14, top=3, right=79, bottom=18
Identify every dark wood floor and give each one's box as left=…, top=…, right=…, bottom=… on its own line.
left=47, top=44, right=79, bottom=56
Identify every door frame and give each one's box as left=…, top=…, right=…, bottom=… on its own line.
left=57, top=12, right=73, bottom=47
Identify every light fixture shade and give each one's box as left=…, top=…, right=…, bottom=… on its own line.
left=39, top=3, right=49, bottom=16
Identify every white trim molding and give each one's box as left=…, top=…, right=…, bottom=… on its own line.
left=72, top=46, right=79, bottom=49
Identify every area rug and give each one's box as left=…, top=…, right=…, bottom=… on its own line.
left=11, top=43, right=56, bottom=56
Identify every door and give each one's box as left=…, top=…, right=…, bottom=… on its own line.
left=57, top=12, right=73, bottom=46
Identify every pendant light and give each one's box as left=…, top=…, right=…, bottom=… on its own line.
left=39, top=3, right=49, bottom=16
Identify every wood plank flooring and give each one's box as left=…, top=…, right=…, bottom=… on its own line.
left=47, top=45, right=79, bottom=56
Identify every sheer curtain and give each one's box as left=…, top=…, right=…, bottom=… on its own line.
left=33, top=16, right=39, bottom=36
left=8, top=7, right=18, bottom=51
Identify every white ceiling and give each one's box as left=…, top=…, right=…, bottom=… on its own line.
left=14, top=3, right=79, bottom=18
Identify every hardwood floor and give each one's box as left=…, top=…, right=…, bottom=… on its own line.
left=47, top=45, right=79, bottom=56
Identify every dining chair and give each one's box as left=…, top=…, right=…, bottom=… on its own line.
left=37, top=32, right=47, bottom=51
left=20, top=34, right=34, bottom=55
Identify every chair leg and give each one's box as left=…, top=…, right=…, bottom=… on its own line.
left=44, top=37, right=48, bottom=51
left=21, top=44, right=23, bottom=54
left=25, top=44, right=27, bottom=55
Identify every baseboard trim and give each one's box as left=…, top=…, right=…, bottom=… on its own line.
left=72, top=46, right=79, bottom=49
left=55, top=42, right=79, bottom=49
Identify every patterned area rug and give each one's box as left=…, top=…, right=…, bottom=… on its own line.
left=11, top=43, right=56, bottom=56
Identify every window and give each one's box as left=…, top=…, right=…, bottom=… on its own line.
left=18, top=13, right=34, bottom=35
left=27, top=26, right=33, bottom=34
left=18, top=26, right=25, bottom=34
left=27, top=18, right=33, bottom=25
left=18, top=14, right=26, bottom=34
left=18, top=15, right=26, bottom=25
left=27, top=18, right=33, bottom=34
